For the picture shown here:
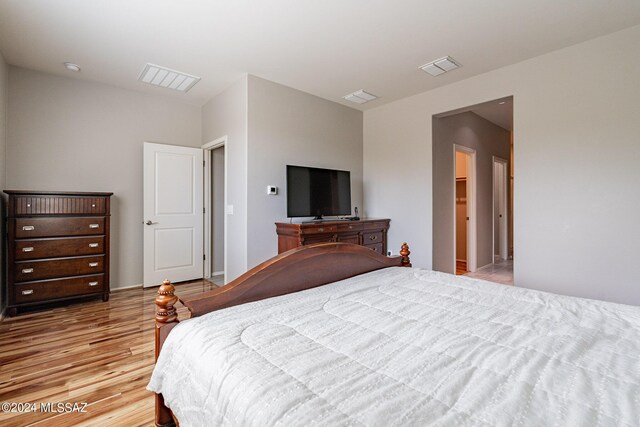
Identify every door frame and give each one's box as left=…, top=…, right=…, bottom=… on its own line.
left=492, top=156, right=509, bottom=262
left=453, top=145, right=477, bottom=273
left=202, top=136, right=228, bottom=284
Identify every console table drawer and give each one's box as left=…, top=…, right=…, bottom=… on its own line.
left=15, top=217, right=105, bottom=238
left=14, top=255, right=105, bottom=282
left=15, top=275, right=104, bottom=304
left=15, top=236, right=105, bottom=260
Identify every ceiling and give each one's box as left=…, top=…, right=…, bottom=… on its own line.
left=1, top=1, right=639, bottom=110
left=471, top=97, right=513, bottom=131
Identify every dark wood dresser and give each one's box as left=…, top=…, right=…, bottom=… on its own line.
left=276, top=219, right=390, bottom=255
left=4, top=190, right=113, bottom=316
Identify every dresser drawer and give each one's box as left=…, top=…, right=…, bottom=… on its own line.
left=363, top=231, right=383, bottom=244
left=13, top=195, right=107, bottom=216
left=14, top=255, right=105, bottom=282
left=337, top=222, right=363, bottom=232
left=364, top=243, right=384, bottom=254
left=300, top=224, right=338, bottom=235
left=15, top=236, right=105, bottom=260
left=301, top=235, right=337, bottom=245
left=15, top=217, right=105, bottom=238
left=15, top=275, right=105, bottom=304
left=362, top=221, right=389, bottom=231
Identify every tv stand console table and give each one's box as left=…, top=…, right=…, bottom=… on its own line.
left=276, top=219, right=390, bottom=255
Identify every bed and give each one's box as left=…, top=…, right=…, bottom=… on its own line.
left=148, top=243, right=640, bottom=426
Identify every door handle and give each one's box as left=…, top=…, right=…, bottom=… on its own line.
left=144, top=220, right=158, bottom=225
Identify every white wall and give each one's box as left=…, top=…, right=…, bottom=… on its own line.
left=201, top=76, right=248, bottom=281
left=247, top=75, right=363, bottom=268
left=6, top=67, right=201, bottom=289
left=0, top=51, right=7, bottom=312
left=364, top=24, right=640, bottom=305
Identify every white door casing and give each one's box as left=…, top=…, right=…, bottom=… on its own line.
left=143, top=142, right=204, bottom=287
left=453, top=145, right=477, bottom=273
left=493, top=157, right=509, bottom=261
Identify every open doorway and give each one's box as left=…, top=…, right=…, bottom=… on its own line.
left=454, top=146, right=477, bottom=274
left=432, top=96, right=513, bottom=285
left=203, top=137, right=227, bottom=284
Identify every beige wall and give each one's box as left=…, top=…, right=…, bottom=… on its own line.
left=433, top=112, right=510, bottom=272
left=6, top=67, right=202, bottom=289
left=0, top=52, right=7, bottom=313
left=247, top=75, right=363, bottom=268
left=211, top=146, right=225, bottom=273
left=201, top=76, right=248, bottom=281
left=364, top=24, right=640, bottom=305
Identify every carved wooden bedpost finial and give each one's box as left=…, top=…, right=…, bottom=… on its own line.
left=400, top=243, right=412, bottom=267
left=155, top=280, right=178, bottom=325
left=154, top=280, right=180, bottom=427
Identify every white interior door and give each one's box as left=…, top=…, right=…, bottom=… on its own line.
left=143, top=142, right=203, bottom=287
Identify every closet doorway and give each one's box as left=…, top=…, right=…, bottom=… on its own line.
left=454, top=145, right=476, bottom=274
left=203, top=137, right=227, bottom=284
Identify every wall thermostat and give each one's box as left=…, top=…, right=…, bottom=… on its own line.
left=267, top=185, right=278, bottom=195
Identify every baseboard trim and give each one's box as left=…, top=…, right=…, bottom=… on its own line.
left=212, top=270, right=225, bottom=276
left=111, top=283, right=143, bottom=291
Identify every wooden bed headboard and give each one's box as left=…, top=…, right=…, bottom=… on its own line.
left=153, top=241, right=411, bottom=427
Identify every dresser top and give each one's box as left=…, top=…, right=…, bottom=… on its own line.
left=4, top=190, right=113, bottom=197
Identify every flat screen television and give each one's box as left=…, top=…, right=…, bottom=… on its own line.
left=287, top=165, right=351, bottom=219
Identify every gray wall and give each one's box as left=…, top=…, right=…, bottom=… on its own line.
left=433, top=112, right=510, bottom=273
left=6, top=67, right=202, bottom=289
left=247, top=75, right=363, bottom=268
left=212, top=146, right=224, bottom=274
left=201, top=76, right=248, bottom=281
left=0, top=52, right=7, bottom=313
left=364, top=24, right=640, bottom=305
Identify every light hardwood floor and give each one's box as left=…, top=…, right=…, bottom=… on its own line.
left=465, top=259, right=514, bottom=285
left=0, top=279, right=221, bottom=427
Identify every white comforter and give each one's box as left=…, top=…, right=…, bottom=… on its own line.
left=148, top=268, right=640, bottom=426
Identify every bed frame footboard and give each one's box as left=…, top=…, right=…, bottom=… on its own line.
left=153, top=242, right=411, bottom=426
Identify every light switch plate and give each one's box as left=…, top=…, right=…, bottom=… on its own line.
left=226, top=205, right=234, bottom=215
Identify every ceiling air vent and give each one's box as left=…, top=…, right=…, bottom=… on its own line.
left=419, top=56, right=461, bottom=76
left=342, top=90, right=378, bottom=104
left=137, top=63, right=201, bottom=92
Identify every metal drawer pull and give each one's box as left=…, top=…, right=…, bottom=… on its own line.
left=22, top=289, right=34, bottom=295
left=89, top=262, right=99, bottom=267
left=22, top=268, right=34, bottom=274
left=91, top=204, right=96, bottom=208
left=89, top=243, right=99, bottom=248
left=318, top=228, right=324, bottom=232
left=22, top=225, right=35, bottom=231
left=89, top=224, right=100, bottom=229
left=370, top=235, right=377, bottom=240
left=22, top=247, right=34, bottom=252
left=88, top=281, right=99, bottom=286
